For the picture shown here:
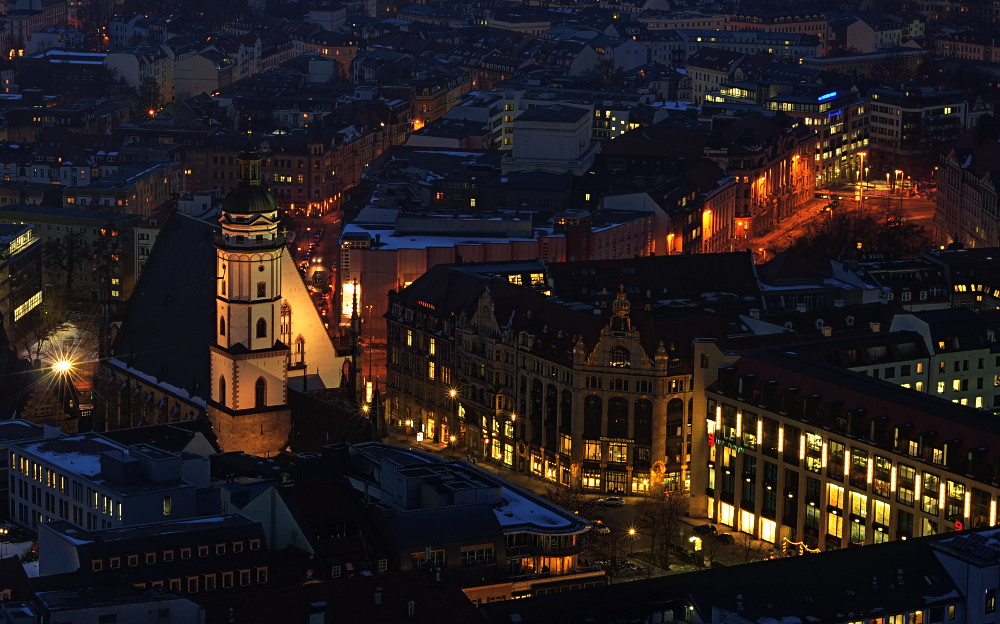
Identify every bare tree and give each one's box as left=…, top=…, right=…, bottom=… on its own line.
left=699, top=534, right=722, bottom=567
left=634, top=491, right=690, bottom=569
left=733, top=532, right=771, bottom=564
left=586, top=529, right=633, bottom=584
left=43, top=231, right=87, bottom=299
left=542, top=486, right=600, bottom=520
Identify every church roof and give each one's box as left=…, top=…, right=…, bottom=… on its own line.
left=221, top=181, right=277, bottom=215
left=109, top=210, right=216, bottom=401
left=221, top=143, right=277, bottom=215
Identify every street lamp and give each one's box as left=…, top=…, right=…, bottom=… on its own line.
left=895, top=169, right=905, bottom=213
left=52, top=360, right=73, bottom=374
left=627, top=527, right=638, bottom=556
left=449, top=435, right=456, bottom=460
left=447, top=388, right=459, bottom=449
left=857, top=152, right=867, bottom=214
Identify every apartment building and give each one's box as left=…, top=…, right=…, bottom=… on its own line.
left=691, top=338, right=1000, bottom=552
left=7, top=432, right=210, bottom=532
left=387, top=254, right=762, bottom=496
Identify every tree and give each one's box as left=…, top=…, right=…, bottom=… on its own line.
left=582, top=57, right=626, bottom=91
left=136, top=77, right=163, bottom=116
left=793, top=208, right=934, bottom=260
left=634, top=491, right=690, bottom=569
left=733, top=532, right=772, bottom=564
left=585, top=528, right=633, bottom=583
left=43, top=232, right=88, bottom=300
left=542, top=486, right=600, bottom=520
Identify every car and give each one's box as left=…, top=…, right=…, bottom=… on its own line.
left=597, top=497, right=625, bottom=507
left=693, top=524, right=718, bottom=535
left=716, top=533, right=735, bottom=545
left=591, top=520, right=611, bottom=534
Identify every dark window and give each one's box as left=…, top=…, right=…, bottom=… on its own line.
left=634, top=399, right=653, bottom=445
left=583, top=395, right=602, bottom=439
left=218, top=376, right=226, bottom=406
left=607, top=397, right=629, bottom=438
left=255, top=378, right=266, bottom=407
left=256, top=318, right=267, bottom=338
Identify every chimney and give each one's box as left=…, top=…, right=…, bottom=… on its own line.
left=749, top=308, right=760, bottom=320
left=834, top=298, right=845, bottom=308
left=374, top=588, right=383, bottom=606
left=870, top=322, right=881, bottom=333
left=796, top=303, right=808, bottom=313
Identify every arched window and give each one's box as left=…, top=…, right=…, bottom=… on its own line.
left=583, top=395, right=602, bottom=439
left=294, top=336, right=305, bottom=366
left=219, top=316, right=226, bottom=337
left=667, top=398, right=684, bottom=439
left=280, top=303, right=292, bottom=346
left=255, top=377, right=266, bottom=407
left=634, top=399, right=653, bottom=445
left=560, top=390, right=572, bottom=434
left=607, top=397, right=629, bottom=438
left=256, top=318, right=267, bottom=339
left=609, top=346, right=631, bottom=368
left=218, top=376, right=226, bottom=406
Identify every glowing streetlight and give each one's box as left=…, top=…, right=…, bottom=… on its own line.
left=448, top=388, right=457, bottom=399
left=361, top=404, right=370, bottom=413
left=627, top=527, right=638, bottom=555
left=449, top=435, right=457, bottom=459
left=52, top=360, right=73, bottom=374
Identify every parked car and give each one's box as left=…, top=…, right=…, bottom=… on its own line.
left=598, top=497, right=625, bottom=507
left=716, top=533, right=735, bottom=545
left=693, top=524, right=718, bottom=535
left=591, top=520, right=611, bottom=534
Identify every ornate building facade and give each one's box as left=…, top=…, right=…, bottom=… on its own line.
left=386, top=256, right=762, bottom=495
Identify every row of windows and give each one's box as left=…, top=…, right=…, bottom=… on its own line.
left=131, top=567, right=267, bottom=593
left=90, top=540, right=262, bottom=570
left=9, top=454, right=68, bottom=493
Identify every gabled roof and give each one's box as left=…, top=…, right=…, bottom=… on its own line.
left=109, top=210, right=216, bottom=401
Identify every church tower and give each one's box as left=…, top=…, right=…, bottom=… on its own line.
left=208, top=142, right=291, bottom=457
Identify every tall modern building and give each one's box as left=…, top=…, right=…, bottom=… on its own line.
left=208, top=145, right=292, bottom=457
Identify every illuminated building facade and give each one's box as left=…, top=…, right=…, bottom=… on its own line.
left=0, top=223, right=42, bottom=346
left=387, top=254, right=762, bottom=496
left=704, top=113, right=817, bottom=239
left=764, top=88, right=869, bottom=188
left=692, top=339, right=1000, bottom=552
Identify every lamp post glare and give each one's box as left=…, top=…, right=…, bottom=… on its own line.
left=52, top=360, right=73, bottom=374
left=449, top=435, right=456, bottom=459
